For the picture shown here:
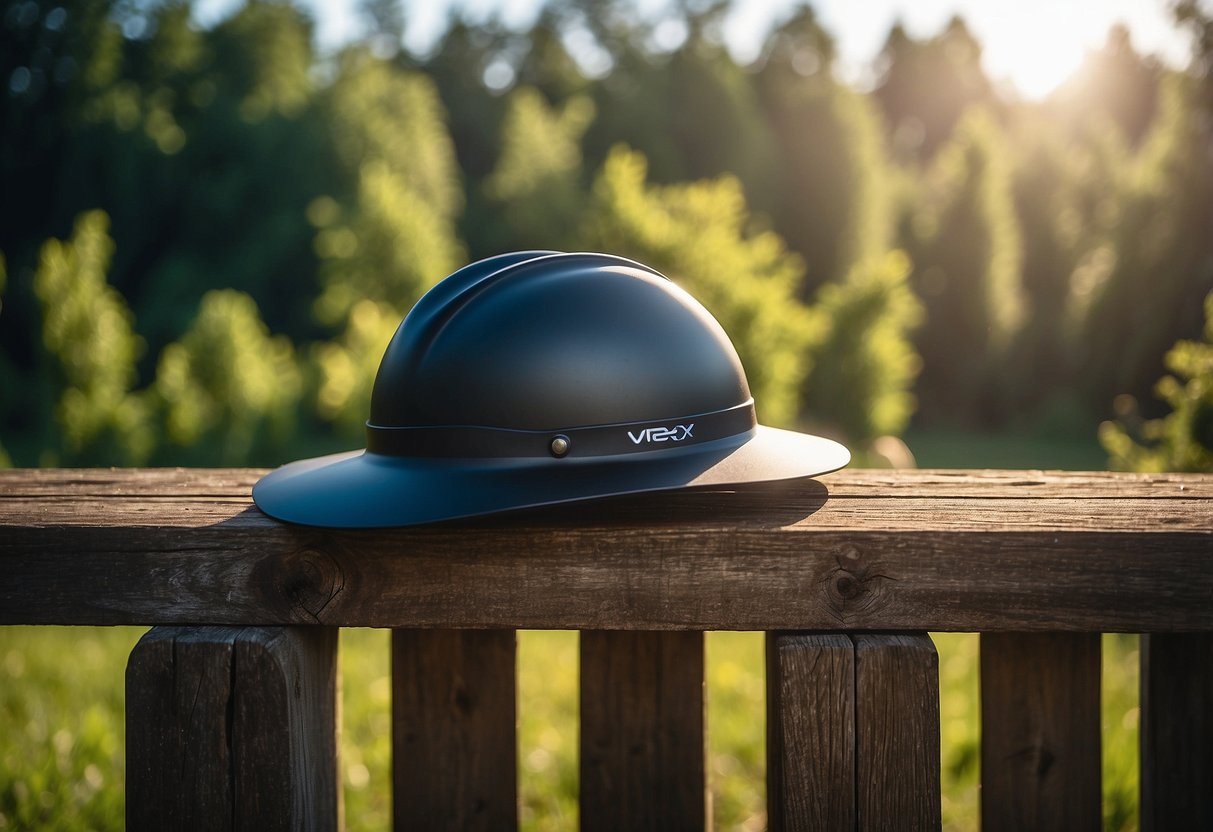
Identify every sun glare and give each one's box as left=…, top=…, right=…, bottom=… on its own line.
left=980, top=11, right=1092, bottom=99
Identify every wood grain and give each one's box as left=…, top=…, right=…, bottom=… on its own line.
left=854, top=633, right=941, bottom=831
left=391, top=629, right=517, bottom=832
left=1140, top=633, right=1213, bottom=831
left=766, top=633, right=855, bottom=831
left=125, top=626, right=339, bottom=831
left=980, top=632, right=1101, bottom=832
left=3, top=469, right=1211, bottom=630
left=580, top=631, right=705, bottom=831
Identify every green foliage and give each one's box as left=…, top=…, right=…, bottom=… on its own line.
left=214, top=0, right=314, bottom=122
left=306, top=52, right=465, bottom=437
left=805, top=251, right=923, bottom=442
left=484, top=87, right=595, bottom=251
left=313, top=52, right=464, bottom=328
left=1100, top=292, right=1213, bottom=472
left=874, top=17, right=997, bottom=162
left=32, top=211, right=153, bottom=464
left=154, top=290, right=301, bottom=465
left=582, top=12, right=776, bottom=200
left=755, top=8, right=894, bottom=290
left=583, top=146, right=816, bottom=427
left=1081, top=73, right=1213, bottom=410
left=311, top=299, right=400, bottom=439
left=906, top=107, right=1024, bottom=422
left=1001, top=109, right=1126, bottom=416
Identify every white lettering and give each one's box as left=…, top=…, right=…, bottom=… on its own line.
left=626, top=424, right=696, bottom=445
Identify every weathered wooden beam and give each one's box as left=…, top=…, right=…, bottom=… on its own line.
left=980, top=632, right=1101, bottom=832
left=391, top=629, right=518, bottom=832
left=3, top=469, right=1210, bottom=631
left=767, top=632, right=940, bottom=831
left=580, top=631, right=705, bottom=831
left=125, top=625, right=339, bottom=832
left=854, top=633, right=941, bottom=830
left=766, top=633, right=856, bottom=831
left=1140, top=633, right=1213, bottom=831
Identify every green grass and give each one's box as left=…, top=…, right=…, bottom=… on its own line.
left=904, top=427, right=1108, bottom=470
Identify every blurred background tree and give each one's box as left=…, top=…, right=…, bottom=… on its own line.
left=1101, top=291, right=1213, bottom=472
left=31, top=210, right=152, bottom=465
left=902, top=107, right=1024, bottom=424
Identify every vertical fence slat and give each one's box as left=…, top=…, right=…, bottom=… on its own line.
left=391, top=629, right=517, bottom=832
left=1140, top=633, right=1213, bottom=831
left=980, top=632, right=1101, bottom=832
left=126, top=626, right=340, bottom=832
left=579, top=630, right=705, bottom=832
left=765, top=632, right=855, bottom=832
left=854, top=633, right=941, bottom=830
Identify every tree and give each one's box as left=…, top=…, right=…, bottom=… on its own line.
left=154, top=289, right=301, bottom=466
left=1079, top=74, right=1213, bottom=413
left=313, top=50, right=463, bottom=327
left=311, top=299, right=401, bottom=439
left=32, top=211, right=153, bottom=464
left=754, top=7, right=894, bottom=294
left=874, top=17, right=997, bottom=163
left=1049, top=25, right=1160, bottom=147
left=903, top=107, right=1024, bottom=423
left=309, top=50, right=465, bottom=438
left=419, top=18, right=510, bottom=182
left=483, top=86, right=595, bottom=251
left=998, top=104, right=1127, bottom=419
left=804, top=251, right=922, bottom=442
left=1101, top=292, right=1213, bottom=472
left=583, top=2, right=775, bottom=199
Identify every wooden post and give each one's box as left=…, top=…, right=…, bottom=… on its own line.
left=125, top=625, right=340, bottom=832
left=854, top=633, right=941, bottom=830
left=766, top=633, right=856, bottom=831
left=980, top=632, right=1101, bottom=832
left=767, top=632, right=940, bottom=831
left=580, top=631, right=705, bottom=832
left=391, top=629, right=518, bottom=832
left=1140, top=633, right=1213, bottom=831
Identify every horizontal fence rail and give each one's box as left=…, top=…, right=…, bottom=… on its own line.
left=2, top=469, right=1210, bottom=630
left=2, top=468, right=1211, bottom=830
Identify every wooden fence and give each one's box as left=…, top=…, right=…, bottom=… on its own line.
left=2, top=468, right=1210, bottom=830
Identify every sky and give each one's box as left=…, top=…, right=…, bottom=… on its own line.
left=194, top=0, right=1198, bottom=99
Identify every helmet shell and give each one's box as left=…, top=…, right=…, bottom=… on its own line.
left=370, top=252, right=749, bottom=431
left=252, top=251, right=849, bottom=527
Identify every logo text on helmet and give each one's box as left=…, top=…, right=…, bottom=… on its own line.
left=627, top=424, right=695, bottom=445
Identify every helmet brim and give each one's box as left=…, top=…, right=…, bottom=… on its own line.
left=252, top=426, right=849, bottom=528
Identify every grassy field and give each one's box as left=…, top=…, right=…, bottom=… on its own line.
left=2, top=433, right=1140, bottom=830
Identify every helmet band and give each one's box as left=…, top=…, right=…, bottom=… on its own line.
left=365, top=400, right=757, bottom=460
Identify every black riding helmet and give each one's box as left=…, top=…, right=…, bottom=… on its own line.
left=253, top=251, right=849, bottom=527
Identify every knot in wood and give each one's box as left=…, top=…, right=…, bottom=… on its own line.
left=834, top=572, right=863, bottom=600
left=822, top=544, right=890, bottom=622
left=262, top=545, right=345, bottom=623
